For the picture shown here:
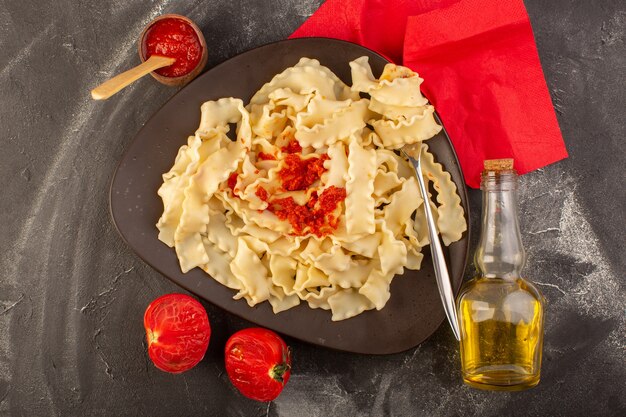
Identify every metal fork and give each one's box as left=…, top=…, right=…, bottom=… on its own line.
left=401, top=144, right=461, bottom=341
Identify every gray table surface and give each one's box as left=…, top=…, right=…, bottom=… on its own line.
left=1, top=0, right=624, bottom=416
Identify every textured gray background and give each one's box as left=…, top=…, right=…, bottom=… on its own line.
left=1, top=0, right=625, bottom=416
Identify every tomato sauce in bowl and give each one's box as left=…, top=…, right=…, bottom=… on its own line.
left=139, top=14, right=207, bottom=86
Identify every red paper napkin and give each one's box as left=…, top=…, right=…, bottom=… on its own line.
left=290, top=0, right=567, bottom=188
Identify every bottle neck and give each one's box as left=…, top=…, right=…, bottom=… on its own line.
left=475, top=171, right=526, bottom=280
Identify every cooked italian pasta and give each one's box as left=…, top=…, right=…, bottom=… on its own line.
left=156, top=57, right=466, bottom=321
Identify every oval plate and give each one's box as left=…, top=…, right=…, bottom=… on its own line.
left=110, top=38, right=470, bottom=354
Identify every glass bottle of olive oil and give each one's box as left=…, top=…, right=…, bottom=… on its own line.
left=457, top=159, right=544, bottom=391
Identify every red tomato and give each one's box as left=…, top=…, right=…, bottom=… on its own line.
left=225, top=328, right=292, bottom=402
left=143, top=293, right=211, bottom=373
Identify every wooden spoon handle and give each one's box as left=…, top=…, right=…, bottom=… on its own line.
left=91, top=55, right=175, bottom=100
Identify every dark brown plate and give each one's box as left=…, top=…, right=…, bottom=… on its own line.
left=110, top=38, right=470, bottom=354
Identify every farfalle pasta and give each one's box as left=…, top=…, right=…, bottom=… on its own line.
left=156, top=57, right=466, bottom=321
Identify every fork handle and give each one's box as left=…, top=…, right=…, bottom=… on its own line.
left=409, top=153, right=462, bottom=341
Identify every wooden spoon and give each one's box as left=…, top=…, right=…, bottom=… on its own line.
left=91, top=14, right=207, bottom=100
left=91, top=55, right=175, bottom=100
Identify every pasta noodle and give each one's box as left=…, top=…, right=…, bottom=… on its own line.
left=156, top=56, right=466, bottom=321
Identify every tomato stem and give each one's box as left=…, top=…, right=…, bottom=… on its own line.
left=269, top=363, right=290, bottom=383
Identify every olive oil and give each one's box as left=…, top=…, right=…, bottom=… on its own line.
left=458, top=159, right=544, bottom=391
left=458, top=277, right=543, bottom=390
